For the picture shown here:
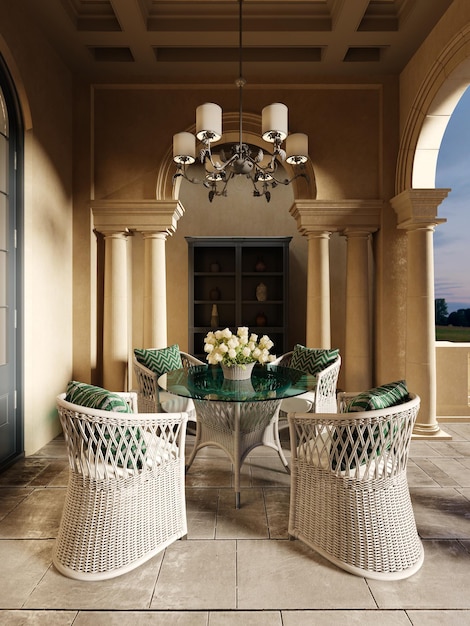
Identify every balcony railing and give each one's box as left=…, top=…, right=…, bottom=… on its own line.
left=436, top=342, right=470, bottom=418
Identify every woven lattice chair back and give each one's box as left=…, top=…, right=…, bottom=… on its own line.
left=53, top=393, right=188, bottom=580
left=288, top=393, right=424, bottom=580
left=314, top=355, right=341, bottom=413
left=262, top=352, right=341, bottom=470
left=133, top=350, right=203, bottom=419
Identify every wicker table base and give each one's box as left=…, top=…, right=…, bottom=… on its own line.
left=186, top=397, right=280, bottom=508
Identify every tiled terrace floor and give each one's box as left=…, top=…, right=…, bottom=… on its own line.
left=0, top=422, right=469, bottom=625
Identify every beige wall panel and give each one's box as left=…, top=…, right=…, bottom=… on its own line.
left=0, top=0, right=74, bottom=454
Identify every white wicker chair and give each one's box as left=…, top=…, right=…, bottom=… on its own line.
left=53, top=392, right=188, bottom=581
left=133, top=350, right=204, bottom=422
left=262, top=352, right=341, bottom=470
left=288, top=393, right=424, bottom=580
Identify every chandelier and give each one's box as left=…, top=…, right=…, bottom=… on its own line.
left=172, top=0, right=309, bottom=203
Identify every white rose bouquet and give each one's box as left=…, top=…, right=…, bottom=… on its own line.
left=204, top=326, right=276, bottom=368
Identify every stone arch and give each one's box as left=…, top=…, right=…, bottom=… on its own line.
left=156, top=111, right=316, bottom=202
left=397, top=25, right=470, bottom=192
left=0, top=35, right=32, bottom=130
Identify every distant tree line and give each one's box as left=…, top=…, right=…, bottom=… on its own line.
left=435, top=298, right=470, bottom=326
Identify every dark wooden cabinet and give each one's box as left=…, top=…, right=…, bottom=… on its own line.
left=186, top=237, right=291, bottom=359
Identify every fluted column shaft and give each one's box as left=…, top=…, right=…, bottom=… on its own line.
left=392, top=188, right=449, bottom=438
left=103, top=231, right=129, bottom=391
left=306, top=232, right=331, bottom=347
left=143, top=232, right=168, bottom=347
left=343, top=228, right=374, bottom=390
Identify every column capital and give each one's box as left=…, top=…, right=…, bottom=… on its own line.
left=390, top=188, right=449, bottom=230
left=91, top=200, right=184, bottom=235
left=341, top=227, right=377, bottom=238
left=290, top=199, right=382, bottom=235
left=99, top=230, right=130, bottom=239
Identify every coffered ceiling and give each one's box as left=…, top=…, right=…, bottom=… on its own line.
left=24, top=0, right=455, bottom=83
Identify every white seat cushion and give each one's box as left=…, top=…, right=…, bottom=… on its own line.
left=280, top=390, right=315, bottom=414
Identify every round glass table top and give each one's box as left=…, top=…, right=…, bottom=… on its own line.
left=158, top=364, right=316, bottom=403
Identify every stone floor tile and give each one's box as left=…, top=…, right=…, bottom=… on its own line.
left=236, top=539, right=376, bottom=610
left=185, top=456, right=233, bottom=488
left=429, top=457, right=470, bottom=487
left=282, top=610, right=412, bottom=625
left=406, top=610, right=470, bottom=625
left=410, top=487, right=470, bottom=538
left=411, top=459, right=461, bottom=487
left=0, top=487, right=66, bottom=539
left=409, top=441, right=444, bottom=458
left=0, top=487, right=34, bottom=520
left=208, top=611, right=282, bottom=625
left=0, top=458, right=53, bottom=487
left=151, top=540, right=236, bottom=610
left=248, top=454, right=291, bottom=487
left=33, top=435, right=68, bottom=459
left=263, top=488, right=290, bottom=539
left=27, top=553, right=163, bottom=610
left=28, top=460, right=69, bottom=487
left=215, top=488, right=268, bottom=539
left=407, top=461, right=441, bottom=488
left=0, top=540, right=54, bottom=609
left=74, top=611, right=208, bottom=625
left=368, top=540, right=470, bottom=609
left=0, top=610, right=77, bottom=625
left=428, top=441, right=470, bottom=458
left=185, top=487, right=218, bottom=539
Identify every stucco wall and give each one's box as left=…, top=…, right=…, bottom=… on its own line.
left=0, top=1, right=74, bottom=454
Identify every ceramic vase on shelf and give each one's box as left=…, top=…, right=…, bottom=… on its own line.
left=221, top=362, right=255, bottom=380
left=255, top=257, right=266, bottom=272
left=256, top=282, right=267, bottom=302
left=210, top=304, right=219, bottom=328
left=256, top=311, right=268, bottom=327
left=210, top=286, right=220, bottom=300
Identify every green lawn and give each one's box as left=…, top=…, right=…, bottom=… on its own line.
left=436, top=326, right=470, bottom=342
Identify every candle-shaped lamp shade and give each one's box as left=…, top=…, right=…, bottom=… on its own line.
left=173, top=132, right=196, bottom=164
left=196, top=103, right=222, bottom=141
left=286, top=133, right=309, bottom=164
left=262, top=103, right=288, bottom=141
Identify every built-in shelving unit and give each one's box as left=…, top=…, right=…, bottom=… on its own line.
left=186, top=236, right=291, bottom=359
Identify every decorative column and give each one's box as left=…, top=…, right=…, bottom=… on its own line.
left=342, top=228, right=376, bottom=391
left=391, top=189, right=449, bottom=438
left=290, top=200, right=381, bottom=369
left=143, top=232, right=169, bottom=347
left=102, top=230, right=130, bottom=391
left=306, top=231, right=332, bottom=347
left=92, top=200, right=184, bottom=389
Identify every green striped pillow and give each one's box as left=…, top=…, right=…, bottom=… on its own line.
left=344, top=380, right=409, bottom=412
left=65, top=380, right=132, bottom=413
left=134, top=344, right=182, bottom=378
left=290, top=344, right=339, bottom=376
left=65, top=381, right=145, bottom=469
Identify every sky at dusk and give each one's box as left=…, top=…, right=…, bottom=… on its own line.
left=434, top=86, right=470, bottom=313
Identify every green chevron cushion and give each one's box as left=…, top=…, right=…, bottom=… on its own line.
left=65, top=380, right=132, bottom=413
left=334, top=380, right=409, bottom=471
left=134, top=344, right=182, bottom=377
left=290, top=344, right=339, bottom=375
left=344, top=380, right=409, bottom=412
left=65, top=381, right=145, bottom=469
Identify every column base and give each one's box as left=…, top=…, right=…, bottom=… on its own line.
left=412, top=421, right=452, bottom=440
